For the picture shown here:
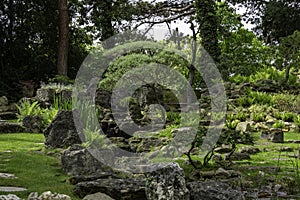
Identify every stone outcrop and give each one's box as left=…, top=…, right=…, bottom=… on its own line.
left=145, top=162, right=189, bottom=200
left=187, top=181, right=245, bottom=200
left=74, top=178, right=146, bottom=199
left=22, top=115, right=43, bottom=133
left=61, top=145, right=106, bottom=176
left=44, top=110, right=84, bottom=148
left=0, top=122, right=24, bottom=133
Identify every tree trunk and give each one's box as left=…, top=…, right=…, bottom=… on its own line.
left=57, top=0, right=69, bottom=76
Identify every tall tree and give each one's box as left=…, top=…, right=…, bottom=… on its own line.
left=57, top=0, right=69, bottom=76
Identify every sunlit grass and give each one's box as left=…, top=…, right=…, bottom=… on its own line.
left=0, top=133, right=79, bottom=199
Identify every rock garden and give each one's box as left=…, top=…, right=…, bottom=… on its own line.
left=0, top=77, right=299, bottom=200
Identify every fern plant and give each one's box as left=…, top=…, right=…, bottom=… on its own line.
left=15, top=100, right=41, bottom=122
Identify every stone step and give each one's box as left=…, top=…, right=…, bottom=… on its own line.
left=0, top=122, right=24, bottom=133
left=0, top=112, right=17, bottom=120
left=0, top=173, right=17, bottom=179
left=0, top=186, right=27, bottom=192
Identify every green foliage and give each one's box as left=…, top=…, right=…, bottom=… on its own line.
left=293, top=115, right=300, bottom=127
left=235, top=111, right=247, bottom=121
left=16, top=100, right=41, bottom=122
left=53, top=94, right=73, bottom=111
left=158, top=124, right=180, bottom=138
left=250, top=112, right=265, bottom=122
left=280, top=112, right=296, bottom=122
left=229, top=66, right=298, bottom=85
left=225, top=119, right=240, bottom=130
left=272, top=120, right=285, bottom=129
left=271, top=93, right=300, bottom=112
left=82, top=129, right=107, bottom=148
left=247, top=91, right=272, bottom=105
left=221, top=29, right=273, bottom=76
left=40, top=108, right=58, bottom=128
left=166, top=112, right=181, bottom=125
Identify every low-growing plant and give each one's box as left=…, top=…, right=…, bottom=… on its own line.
left=271, top=93, right=300, bottom=112
left=235, top=111, right=247, bottom=121
left=40, top=108, right=58, bottom=128
left=82, top=129, right=108, bottom=148
left=166, top=111, right=181, bottom=124
left=53, top=94, right=72, bottom=111
left=281, top=111, right=295, bottom=122
left=272, top=120, right=285, bottom=129
left=250, top=112, right=265, bottom=122
left=236, top=96, right=250, bottom=107
left=158, top=124, right=180, bottom=138
left=225, top=119, right=240, bottom=130
left=16, top=99, right=41, bottom=122
left=226, top=113, right=236, bottom=122
left=293, top=115, right=300, bottom=127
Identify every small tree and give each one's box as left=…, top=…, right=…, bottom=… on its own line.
left=276, top=31, right=300, bottom=83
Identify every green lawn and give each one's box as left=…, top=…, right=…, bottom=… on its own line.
left=0, top=133, right=80, bottom=199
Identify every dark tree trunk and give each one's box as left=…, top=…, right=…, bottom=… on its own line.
left=57, top=0, right=69, bottom=76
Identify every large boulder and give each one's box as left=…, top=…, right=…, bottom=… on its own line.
left=44, top=110, right=84, bottom=148
left=187, top=181, right=245, bottom=200
left=61, top=145, right=107, bottom=176
left=22, top=115, right=43, bottom=133
left=145, top=162, right=189, bottom=200
left=74, top=178, right=146, bottom=199
left=83, top=192, right=116, bottom=200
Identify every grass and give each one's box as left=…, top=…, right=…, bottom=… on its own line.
left=234, top=132, right=300, bottom=196
left=0, top=133, right=80, bottom=199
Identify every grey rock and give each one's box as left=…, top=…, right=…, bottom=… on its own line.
left=145, top=162, right=189, bottom=200
left=0, top=187, right=27, bottom=192
left=236, top=122, right=251, bottom=132
left=270, top=129, right=284, bottom=143
left=0, top=194, right=21, bottom=200
left=0, top=112, right=17, bottom=120
left=28, top=191, right=71, bottom=200
left=187, top=181, right=245, bottom=200
left=83, top=192, right=116, bottom=200
left=95, top=89, right=111, bottom=108
left=0, top=96, right=8, bottom=106
left=61, top=145, right=107, bottom=176
left=225, top=152, right=250, bottom=161
left=36, top=88, right=55, bottom=104
left=74, top=178, right=146, bottom=199
left=44, top=110, right=84, bottom=148
left=0, top=173, right=17, bottom=179
left=22, top=115, right=43, bottom=133
left=0, top=122, right=24, bottom=133
left=239, top=146, right=260, bottom=154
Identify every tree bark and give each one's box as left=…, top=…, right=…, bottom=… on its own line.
left=57, top=0, right=69, bottom=76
